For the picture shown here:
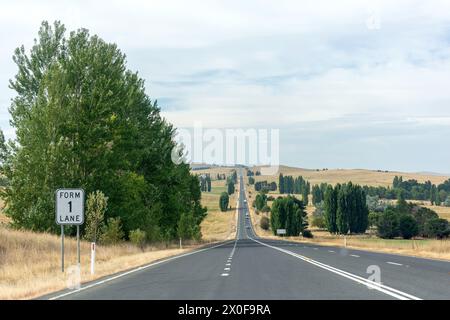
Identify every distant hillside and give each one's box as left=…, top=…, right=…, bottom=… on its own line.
left=249, top=165, right=450, bottom=188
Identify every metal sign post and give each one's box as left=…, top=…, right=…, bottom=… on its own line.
left=61, top=225, right=65, bottom=272
left=56, top=188, right=85, bottom=273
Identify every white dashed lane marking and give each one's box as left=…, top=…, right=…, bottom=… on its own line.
left=350, top=254, right=360, bottom=258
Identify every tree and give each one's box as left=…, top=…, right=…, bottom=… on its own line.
left=129, top=229, right=147, bottom=250
left=227, top=181, right=235, bottom=195
left=324, top=185, right=338, bottom=233
left=177, top=211, right=201, bottom=240
left=312, top=185, right=323, bottom=205
left=260, top=216, right=270, bottom=230
left=2, top=21, right=206, bottom=241
left=444, top=196, right=450, bottom=207
left=84, top=190, right=108, bottom=242
left=248, top=177, right=255, bottom=185
left=376, top=209, right=399, bottom=239
left=100, top=217, right=125, bottom=244
left=279, top=174, right=285, bottom=194
left=219, top=192, right=229, bottom=212
left=255, top=193, right=267, bottom=211
left=424, top=218, right=450, bottom=239
left=398, top=215, right=418, bottom=239
left=270, top=196, right=307, bottom=236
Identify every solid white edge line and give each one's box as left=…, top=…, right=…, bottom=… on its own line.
left=249, top=237, right=422, bottom=301
left=49, top=239, right=235, bottom=300
left=387, top=262, right=403, bottom=266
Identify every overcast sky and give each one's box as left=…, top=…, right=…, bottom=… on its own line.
left=1, top=0, right=450, bottom=173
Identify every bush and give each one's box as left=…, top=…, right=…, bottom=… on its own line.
left=424, top=218, right=450, bottom=239
left=129, top=229, right=146, bottom=250
left=376, top=209, right=399, bottom=239
left=444, top=196, right=450, bottom=208
left=368, top=212, right=382, bottom=227
left=84, top=190, right=108, bottom=242
left=261, top=205, right=271, bottom=213
left=398, top=215, right=419, bottom=239
left=219, top=192, right=229, bottom=212
left=248, top=177, right=255, bottom=185
left=260, top=216, right=270, bottom=230
left=311, top=215, right=326, bottom=229
left=302, top=230, right=314, bottom=238
left=267, top=196, right=275, bottom=201
left=100, top=217, right=125, bottom=244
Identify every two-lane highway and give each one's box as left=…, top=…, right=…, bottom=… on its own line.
left=46, top=173, right=450, bottom=300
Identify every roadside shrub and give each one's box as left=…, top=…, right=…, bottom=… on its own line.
left=398, top=215, right=419, bottom=239
left=444, top=196, right=450, bottom=208
left=260, top=216, right=270, bottom=230
left=311, top=204, right=326, bottom=229
left=368, top=212, right=382, bottom=227
left=84, top=190, right=108, bottom=242
left=100, top=217, right=125, bottom=244
left=261, top=205, right=271, bottom=213
left=424, top=218, right=450, bottom=239
left=376, top=209, right=399, bottom=239
left=302, top=230, right=313, bottom=238
left=129, top=229, right=146, bottom=250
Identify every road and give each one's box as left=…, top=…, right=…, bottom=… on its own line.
left=46, top=173, right=450, bottom=300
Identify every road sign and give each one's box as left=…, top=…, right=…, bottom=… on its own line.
left=55, top=188, right=85, bottom=272
left=56, top=189, right=85, bottom=225
left=277, top=229, right=287, bottom=235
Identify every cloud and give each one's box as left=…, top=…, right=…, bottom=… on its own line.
left=1, top=0, right=450, bottom=171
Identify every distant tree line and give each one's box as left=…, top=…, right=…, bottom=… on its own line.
left=199, top=175, right=212, bottom=192
left=254, top=181, right=277, bottom=192
left=278, top=174, right=311, bottom=205
left=371, top=195, right=450, bottom=239
left=364, top=176, right=450, bottom=205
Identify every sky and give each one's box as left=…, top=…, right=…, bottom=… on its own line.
left=1, top=0, right=450, bottom=173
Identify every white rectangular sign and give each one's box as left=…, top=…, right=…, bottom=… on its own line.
left=277, top=229, right=287, bottom=235
left=56, top=189, right=85, bottom=225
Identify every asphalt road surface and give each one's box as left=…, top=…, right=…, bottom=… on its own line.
left=46, top=173, right=450, bottom=300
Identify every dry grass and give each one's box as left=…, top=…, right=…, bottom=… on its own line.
left=0, top=226, right=206, bottom=300
left=251, top=165, right=449, bottom=188
left=200, top=179, right=238, bottom=241
left=278, top=230, right=450, bottom=261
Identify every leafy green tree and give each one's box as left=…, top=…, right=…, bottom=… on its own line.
left=177, top=210, right=201, bottom=240
left=129, top=229, right=147, bottom=250
left=324, top=185, right=338, bottom=233
left=2, top=21, right=206, bottom=241
left=248, top=177, right=255, bottom=185
left=376, top=209, right=399, bottom=239
left=84, top=190, right=108, bottom=242
left=219, top=192, right=229, bottom=212
left=227, top=181, right=235, bottom=195
left=398, top=215, right=418, bottom=239
left=255, top=192, right=267, bottom=211
left=270, top=196, right=307, bottom=236
left=279, top=174, right=284, bottom=194
left=100, top=217, right=125, bottom=244
left=424, top=218, right=450, bottom=239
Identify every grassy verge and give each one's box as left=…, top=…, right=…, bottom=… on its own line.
left=0, top=226, right=207, bottom=300
left=200, top=179, right=238, bottom=241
